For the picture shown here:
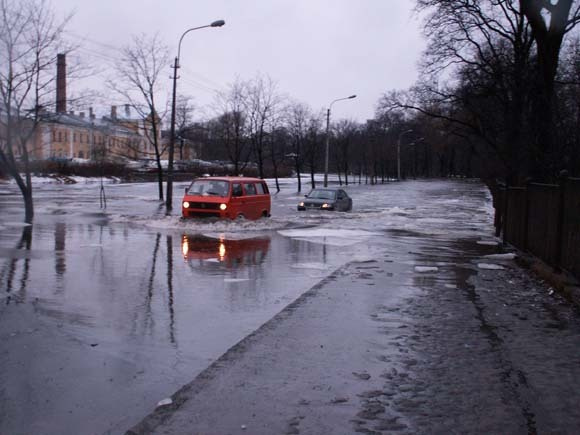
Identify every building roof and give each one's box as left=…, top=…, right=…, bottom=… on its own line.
left=40, top=111, right=141, bottom=137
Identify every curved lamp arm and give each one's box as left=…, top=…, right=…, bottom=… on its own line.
left=176, top=20, right=225, bottom=63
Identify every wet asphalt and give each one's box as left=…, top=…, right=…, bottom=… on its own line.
left=2, top=178, right=580, bottom=434
left=127, top=216, right=580, bottom=434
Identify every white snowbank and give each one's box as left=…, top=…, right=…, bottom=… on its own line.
left=483, top=253, right=516, bottom=260
left=477, top=240, right=499, bottom=246
left=1, top=222, right=32, bottom=228
left=290, top=263, right=329, bottom=271
left=278, top=228, right=380, bottom=247
left=477, top=263, right=505, bottom=270
left=415, top=266, right=439, bottom=273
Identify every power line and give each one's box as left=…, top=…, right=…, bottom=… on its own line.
left=64, top=31, right=124, bottom=53
left=181, top=66, right=223, bottom=89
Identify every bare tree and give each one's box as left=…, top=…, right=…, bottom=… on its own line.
left=520, top=0, right=580, bottom=176
left=175, top=95, right=194, bottom=160
left=244, top=74, right=282, bottom=179
left=0, top=0, right=71, bottom=223
left=303, top=113, right=324, bottom=189
left=334, top=119, right=359, bottom=185
left=109, top=33, right=170, bottom=201
left=212, top=79, right=251, bottom=174
left=286, top=101, right=311, bottom=193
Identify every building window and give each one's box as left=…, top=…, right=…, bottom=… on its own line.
left=58, top=131, right=62, bottom=142
left=79, top=150, right=84, bottom=158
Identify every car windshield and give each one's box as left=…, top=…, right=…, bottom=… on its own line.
left=188, top=180, right=229, bottom=197
left=307, top=189, right=336, bottom=200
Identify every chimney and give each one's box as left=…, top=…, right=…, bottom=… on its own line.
left=89, top=107, right=95, bottom=120
left=125, top=104, right=130, bottom=118
left=56, top=53, right=66, bottom=113
left=111, top=105, right=117, bottom=119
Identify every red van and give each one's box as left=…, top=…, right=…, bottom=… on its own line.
left=181, top=176, right=271, bottom=220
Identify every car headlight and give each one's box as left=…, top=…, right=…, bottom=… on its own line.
left=219, top=203, right=227, bottom=211
left=299, top=202, right=304, bottom=207
left=183, top=201, right=190, bottom=209
left=321, top=203, right=331, bottom=209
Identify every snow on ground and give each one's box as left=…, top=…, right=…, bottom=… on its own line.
left=477, top=240, right=500, bottom=246
left=484, top=253, right=516, bottom=260
left=478, top=263, right=506, bottom=270
left=415, top=266, right=440, bottom=273
left=277, top=228, right=381, bottom=247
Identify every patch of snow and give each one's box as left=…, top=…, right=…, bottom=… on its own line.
left=483, top=253, right=516, bottom=260
left=444, top=284, right=457, bottom=289
left=278, top=228, right=380, bottom=247
left=477, top=240, right=499, bottom=246
left=477, top=263, right=505, bottom=270
left=415, top=266, right=439, bottom=273
left=224, top=278, right=250, bottom=283
left=2, top=222, right=32, bottom=228
left=290, top=263, right=329, bottom=271
left=351, top=256, right=376, bottom=263
left=156, top=398, right=172, bottom=407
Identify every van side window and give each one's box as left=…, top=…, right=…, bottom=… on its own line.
left=232, top=183, right=243, bottom=197
left=255, top=183, right=265, bottom=195
left=244, top=183, right=257, bottom=196
left=262, top=183, right=269, bottom=194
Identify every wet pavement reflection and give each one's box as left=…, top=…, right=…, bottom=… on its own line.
left=0, top=178, right=501, bottom=434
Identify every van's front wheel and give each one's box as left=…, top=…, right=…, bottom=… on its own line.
left=261, top=211, right=270, bottom=218
left=235, top=213, right=245, bottom=221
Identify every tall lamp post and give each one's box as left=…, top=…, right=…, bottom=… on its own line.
left=397, top=129, right=413, bottom=181
left=166, top=19, right=225, bottom=210
left=324, top=94, right=356, bottom=187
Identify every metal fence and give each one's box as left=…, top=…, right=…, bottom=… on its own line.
left=495, top=175, right=580, bottom=279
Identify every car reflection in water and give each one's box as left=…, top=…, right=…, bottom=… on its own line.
left=181, top=234, right=271, bottom=269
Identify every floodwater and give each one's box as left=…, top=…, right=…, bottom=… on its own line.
left=0, top=177, right=496, bottom=434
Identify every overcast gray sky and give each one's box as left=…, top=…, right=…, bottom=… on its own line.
left=55, top=0, right=425, bottom=123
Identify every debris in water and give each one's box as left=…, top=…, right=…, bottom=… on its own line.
left=549, top=289, right=555, bottom=296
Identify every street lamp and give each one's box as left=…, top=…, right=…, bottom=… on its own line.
left=166, top=19, right=225, bottom=210
left=397, top=129, right=413, bottom=181
left=324, top=94, right=356, bottom=187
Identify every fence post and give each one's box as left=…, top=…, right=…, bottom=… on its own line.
left=523, top=178, right=532, bottom=251
left=554, top=170, right=569, bottom=272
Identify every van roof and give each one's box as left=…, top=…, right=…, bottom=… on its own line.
left=196, top=176, right=265, bottom=183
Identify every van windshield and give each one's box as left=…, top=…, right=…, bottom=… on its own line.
left=188, top=180, right=229, bottom=197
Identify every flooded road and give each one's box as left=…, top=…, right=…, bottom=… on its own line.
left=1, top=177, right=496, bottom=434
